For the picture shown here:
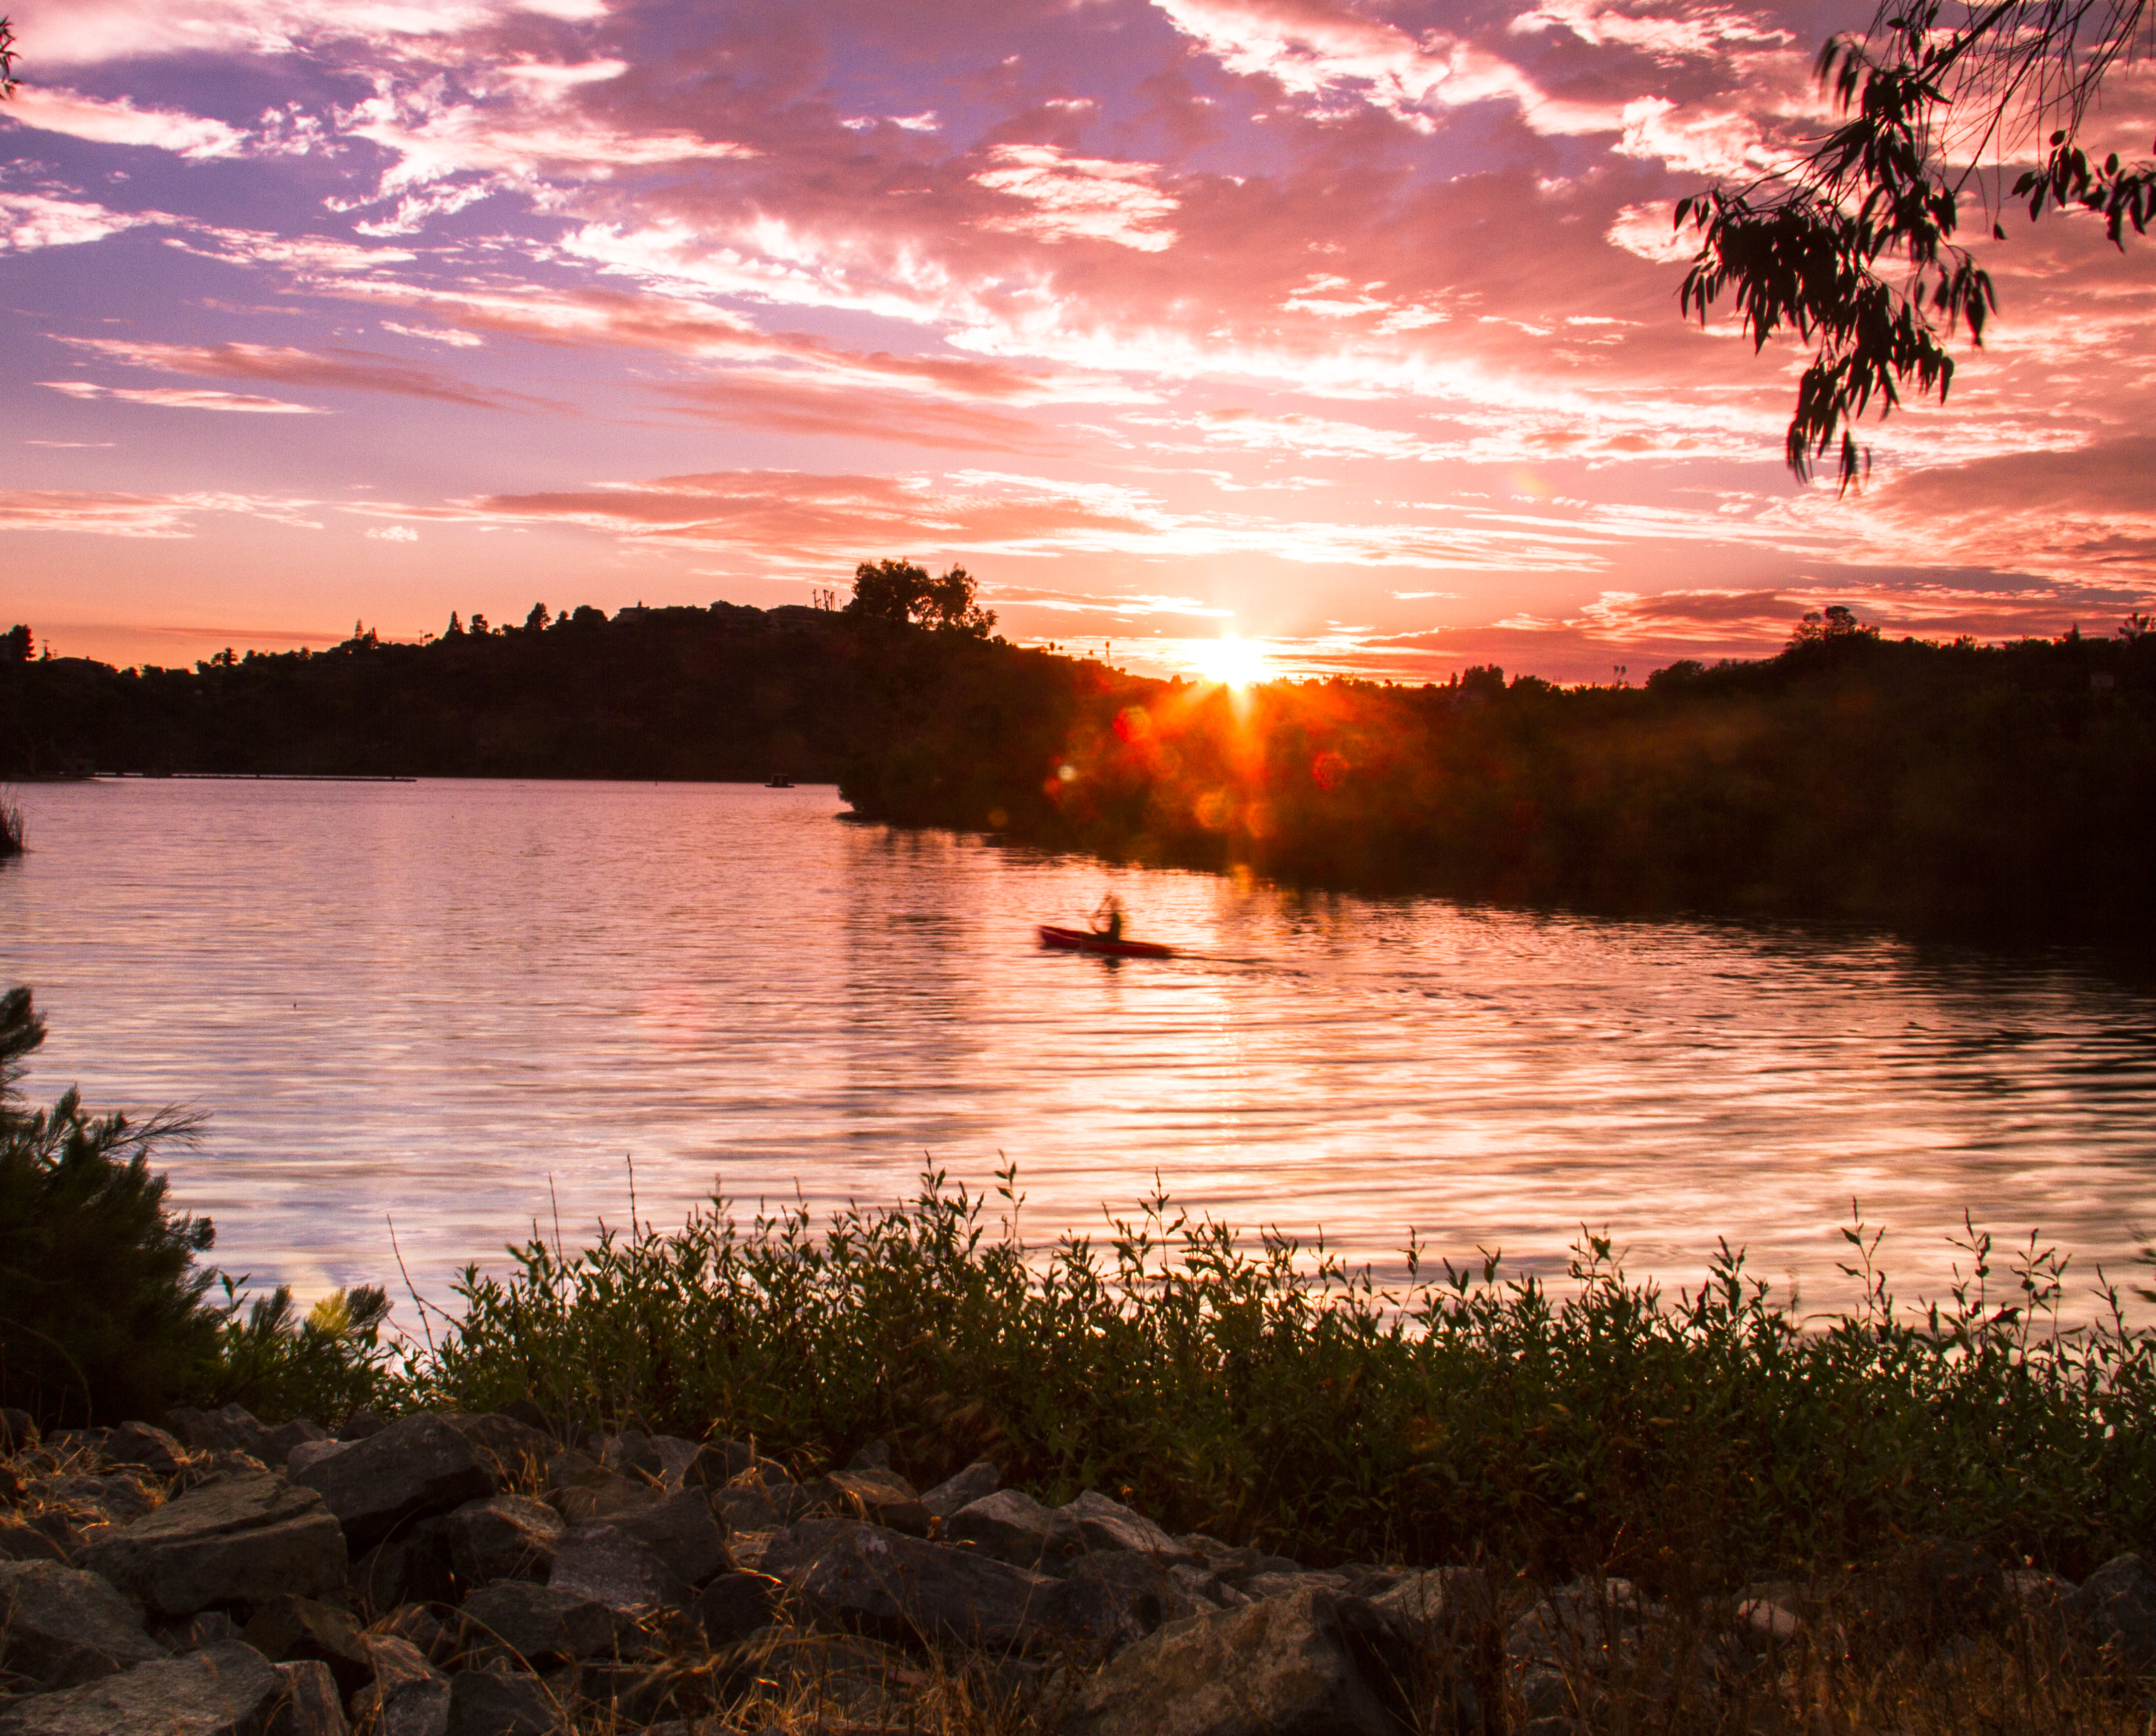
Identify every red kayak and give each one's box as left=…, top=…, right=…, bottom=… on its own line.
left=1039, top=925, right=1174, bottom=959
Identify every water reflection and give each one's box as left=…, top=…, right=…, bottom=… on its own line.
left=3, top=777, right=2154, bottom=1322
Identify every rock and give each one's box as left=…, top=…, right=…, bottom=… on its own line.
left=645, top=1436, right=703, bottom=1488
left=0, top=1560, right=167, bottom=1687
left=0, top=1519, right=70, bottom=1566
left=944, top=1488, right=1058, bottom=1570
left=42, top=1471, right=160, bottom=1528
left=286, top=1441, right=351, bottom=1480
left=0, top=1408, right=38, bottom=1453
left=1060, top=1552, right=1234, bottom=1657
left=1054, top=1491, right=1182, bottom=1559
left=605, top=1488, right=731, bottom=1583
left=1244, top=1570, right=1348, bottom=1602
left=242, top=1594, right=375, bottom=1696
left=105, top=1421, right=190, bottom=1477
left=290, top=1416, right=495, bottom=1554
left=162, top=1406, right=271, bottom=1460
left=814, top=1469, right=930, bottom=1538
left=919, top=1460, right=998, bottom=1521
left=82, top=1469, right=347, bottom=1619
left=1176, top=1538, right=1303, bottom=1587
left=258, top=1421, right=331, bottom=1470
left=712, top=1481, right=790, bottom=1534
left=337, top=1413, right=389, bottom=1443
left=846, top=1440, right=893, bottom=1473
left=157, top=1611, right=246, bottom=1652
left=444, top=1496, right=563, bottom=1587
left=459, top=1581, right=623, bottom=1666
left=551, top=1476, right=658, bottom=1527
left=1063, top=1587, right=1415, bottom=1736
left=692, top=1570, right=783, bottom=1646
left=546, top=1523, right=691, bottom=1612
left=441, top=1417, right=554, bottom=1492
left=677, top=1441, right=757, bottom=1490
left=375, top=1603, right=458, bottom=1668
left=945, top=1487, right=1177, bottom=1574
left=598, top=1432, right=663, bottom=1482
left=765, top=1517, right=1070, bottom=1654
left=2068, top=1553, right=2156, bottom=1672
left=1736, top=1597, right=1798, bottom=1641
left=0, top=1643, right=280, bottom=1736
left=268, top=1659, right=349, bottom=1736
left=349, top=1520, right=455, bottom=1617
left=345, top=1637, right=448, bottom=1736
left=444, top=1669, right=562, bottom=1736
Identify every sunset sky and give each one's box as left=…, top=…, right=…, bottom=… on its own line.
left=3, top=0, right=2151, bottom=682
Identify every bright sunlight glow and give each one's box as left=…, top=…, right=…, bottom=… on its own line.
left=1191, top=635, right=1270, bottom=688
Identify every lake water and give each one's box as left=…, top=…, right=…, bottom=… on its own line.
left=6, top=777, right=2156, bottom=1325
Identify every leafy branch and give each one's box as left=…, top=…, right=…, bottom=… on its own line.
left=1677, top=0, right=2153, bottom=491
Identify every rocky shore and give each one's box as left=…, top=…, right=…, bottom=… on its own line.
left=3, top=1401, right=2154, bottom=1736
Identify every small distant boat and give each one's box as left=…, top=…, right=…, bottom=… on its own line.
left=765, top=774, right=795, bottom=788
left=1039, top=924, right=1174, bottom=959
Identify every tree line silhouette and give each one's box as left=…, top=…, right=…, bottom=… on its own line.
left=4, top=583, right=2151, bottom=936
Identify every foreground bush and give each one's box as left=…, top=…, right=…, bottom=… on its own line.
left=410, top=1167, right=2156, bottom=1588
left=0, top=987, right=224, bottom=1425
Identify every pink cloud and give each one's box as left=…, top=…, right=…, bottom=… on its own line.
left=3, top=87, right=246, bottom=158
left=40, top=380, right=325, bottom=412
left=58, top=338, right=565, bottom=410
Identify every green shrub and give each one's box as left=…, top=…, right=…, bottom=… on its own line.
left=0, top=985, right=397, bottom=1428
left=0, top=987, right=223, bottom=1426
left=407, top=1165, right=2156, bottom=1586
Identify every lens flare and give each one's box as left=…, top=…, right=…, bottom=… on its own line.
left=1191, top=635, right=1269, bottom=688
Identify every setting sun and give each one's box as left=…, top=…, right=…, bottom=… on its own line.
left=1191, top=635, right=1270, bottom=689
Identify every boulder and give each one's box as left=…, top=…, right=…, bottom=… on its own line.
left=290, top=1416, right=495, bottom=1553
left=285, top=1442, right=350, bottom=1480
left=441, top=1417, right=553, bottom=1493
left=2068, top=1553, right=2156, bottom=1672
left=337, top=1413, right=389, bottom=1443
left=598, top=1432, right=663, bottom=1482
left=600, top=1488, right=731, bottom=1585
left=163, top=1406, right=270, bottom=1459
left=258, top=1422, right=331, bottom=1471
left=82, top=1470, right=346, bottom=1619
left=1054, top=1490, right=1182, bottom=1559
left=349, top=1520, right=455, bottom=1617
left=1060, top=1551, right=1235, bottom=1657
left=459, top=1581, right=623, bottom=1666
left=1062, top=1587, right=1415, bottom=1736
left=0, top=1519, right=69, bottom=1566
left=0, top=1643, right=280, bottom=1736
left=545, top=1523, right=690, bottom=1613
left=814, top=1468, right=930, bottom=1538
left=676, top=1441, right=757, bottom=1491
left=944, top=1488, right=1058, bottom=1570
left=444, top=1496, right=563, bottom=1587
left=345, top=1637, right=447, bottom=1736
left=444, top=1669, right=562, bottom=1736
left=0, top=1407, right=38, bottom=1453
left=268, top=1659, right=348, bottom=1736
left=765, top=1517, right=1069, bottom=1653
left=692, top=1570, right=783, bottom=1646
left=241, top=1594, right=375, bottom=1697
left=920, top=1460, right=999, bottom=1521
left=105, top=1421, right=190, bottom=1477
left=0, top=1560, right=167, bottom=1687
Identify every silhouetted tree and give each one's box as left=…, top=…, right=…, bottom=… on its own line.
left=1678, top=0, right=2153, bottom=488
left=847, top=559, right=997, bottom=637
left=444, top=611, right=465, bottom=638
left=2, top=625, right=29, bottom=663
left=1, top=17, right=18, bottom=100
left=524, top=603, right=551, bottom=632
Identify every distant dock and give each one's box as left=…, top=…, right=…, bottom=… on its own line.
left=104, top=772, right=419, bottom=783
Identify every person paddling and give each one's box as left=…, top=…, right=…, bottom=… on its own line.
left=1091, top=892, right=1125, bottom=943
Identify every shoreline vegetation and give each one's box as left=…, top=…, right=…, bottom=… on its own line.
left=5, top=594, right=2154, bottom=939
left=9, top=989, right=2156, bottom=1728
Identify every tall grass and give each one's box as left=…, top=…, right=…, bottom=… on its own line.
left=393, top=1168, right=2156, bottom=1588
left=0, top=789, right=22, bottom=856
